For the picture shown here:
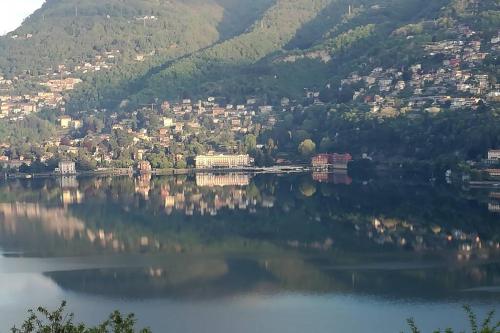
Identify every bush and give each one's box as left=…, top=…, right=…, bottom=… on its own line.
left=405, top=305, right=500, bottom=333
left=11, top=301, right=151, bottom=333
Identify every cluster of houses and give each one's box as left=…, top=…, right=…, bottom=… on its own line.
left=0, top=48, right=122, bottom=120
left=0, top=93, right=280, bottom=172
left=340, top=25, right=499, bottom=117
left=0, top=76, right=79, bottom=120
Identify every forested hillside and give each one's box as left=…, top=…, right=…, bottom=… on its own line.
left=70, top=0, right=498, bottom=109
left=64, top=0, right=335, bottom=111
left=0, top=0, right=275, bottom=73
left=0, top=0, right=275, bottom=109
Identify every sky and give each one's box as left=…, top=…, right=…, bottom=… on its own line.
left=0, top=0, right=45, bottom=35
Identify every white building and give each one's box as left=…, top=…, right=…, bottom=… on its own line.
left=488, top=150, right=500, bottom=160
left=56, top=161, right=76, bottom=175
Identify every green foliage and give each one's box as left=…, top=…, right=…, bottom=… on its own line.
left=11, top=301, right=151, bottom=333
left=321, top=24, right=376, bottom=53
left=405, top=306, right=500, bottom=333
left=175, top=159, right=187, bottom=169
left=244, top=134, right=257, bottom=153
left=0, top=116, right=55, bottom=146
left=146, top=151, right=174, bottom=169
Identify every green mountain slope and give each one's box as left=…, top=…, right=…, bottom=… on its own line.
left=123, top=0, right=497, bottom=107
left=0, top=0, right=275, bottom=74
left=68, top=0, right=335, bottom=110
left=124, top=0, right=476, bottom=105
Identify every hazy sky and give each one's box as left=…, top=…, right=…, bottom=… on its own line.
left=0, top=0, right=45, bottom=35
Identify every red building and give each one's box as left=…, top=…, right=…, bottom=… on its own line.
left=311, top=153, right=352, bottom=170
left=330, top=153, right=352, bottom=170
left=311, top=154, right=331, bottom=169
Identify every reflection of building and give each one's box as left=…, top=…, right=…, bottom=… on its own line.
left=59, top=175, right=79, bottom=189
left=58, top=176, right=83, bottom=205
left=195, top=154, right=253, bottom=169
left=196, top=173, right=251, bottom=187
left=311, top=153, right=352, bottom=170
left=137, top=160, right=152, bottom=174
left=312, top=171, right=352, bottom=185
left=488, top=202, right=500, bottom=213
left=312, top=172, right=330, bottom=183
left=62, top=189, right=84, bottom=205
left=135, top=174, right=152, bottom=199
left=488, top=150, right=500, bottom=160
left=488, top=192, right=500, bottom=213
left=56, top=161, right=76, bottom=175
left=332, top=170, right=352, bottom=185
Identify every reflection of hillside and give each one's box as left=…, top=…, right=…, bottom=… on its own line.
left=46, top=258, right=274, bottom=300
left=0, top=203, right=85, bottom=239
left=0, top=202, right=128, bottom=255
left=44, top=255, right=500, bottom=302
left=0, top=174, right=498, bottom=262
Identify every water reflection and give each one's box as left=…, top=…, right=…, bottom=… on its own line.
left=312, top=170, right=352, bottom=185
left=0, top=173, right=499, bottom=304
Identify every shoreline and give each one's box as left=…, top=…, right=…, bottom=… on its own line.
left=1, top=165, right=313, bottom=179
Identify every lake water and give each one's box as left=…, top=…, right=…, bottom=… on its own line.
left=0, top=173, right=499, bottom=332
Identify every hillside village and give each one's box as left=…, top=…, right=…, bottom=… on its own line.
left=0, top=47, right=124, bottom=119
left=0, top=7, right=498, bottom=177
left=338, top=25, right=500, bottom=117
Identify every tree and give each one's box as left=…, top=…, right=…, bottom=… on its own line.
left=298, top=139, right=316, bottom=158
left=244, top=134, right=257, bottom=153
left=76, top=155, right=97, bottom=171
left=175, top=159, right=187, bottom=169
left=319, top=137, right=334, bottom=152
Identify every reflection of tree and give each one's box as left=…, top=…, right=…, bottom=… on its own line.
left=298, top=178, right=316, bottom=197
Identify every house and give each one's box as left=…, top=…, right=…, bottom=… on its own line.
left=259, top=105, right=273, bottom=113
left=163, top=117, right=174, bottom=127
left=59, top=115, right=72, bottom=128
left=56, top=161, right=76, bottom=175
left=311, top=154, right=330, bottom=169
left=311, top=153, right=352, bottom=170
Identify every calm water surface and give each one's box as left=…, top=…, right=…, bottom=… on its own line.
left=0, top=173, right=499, bottom=332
